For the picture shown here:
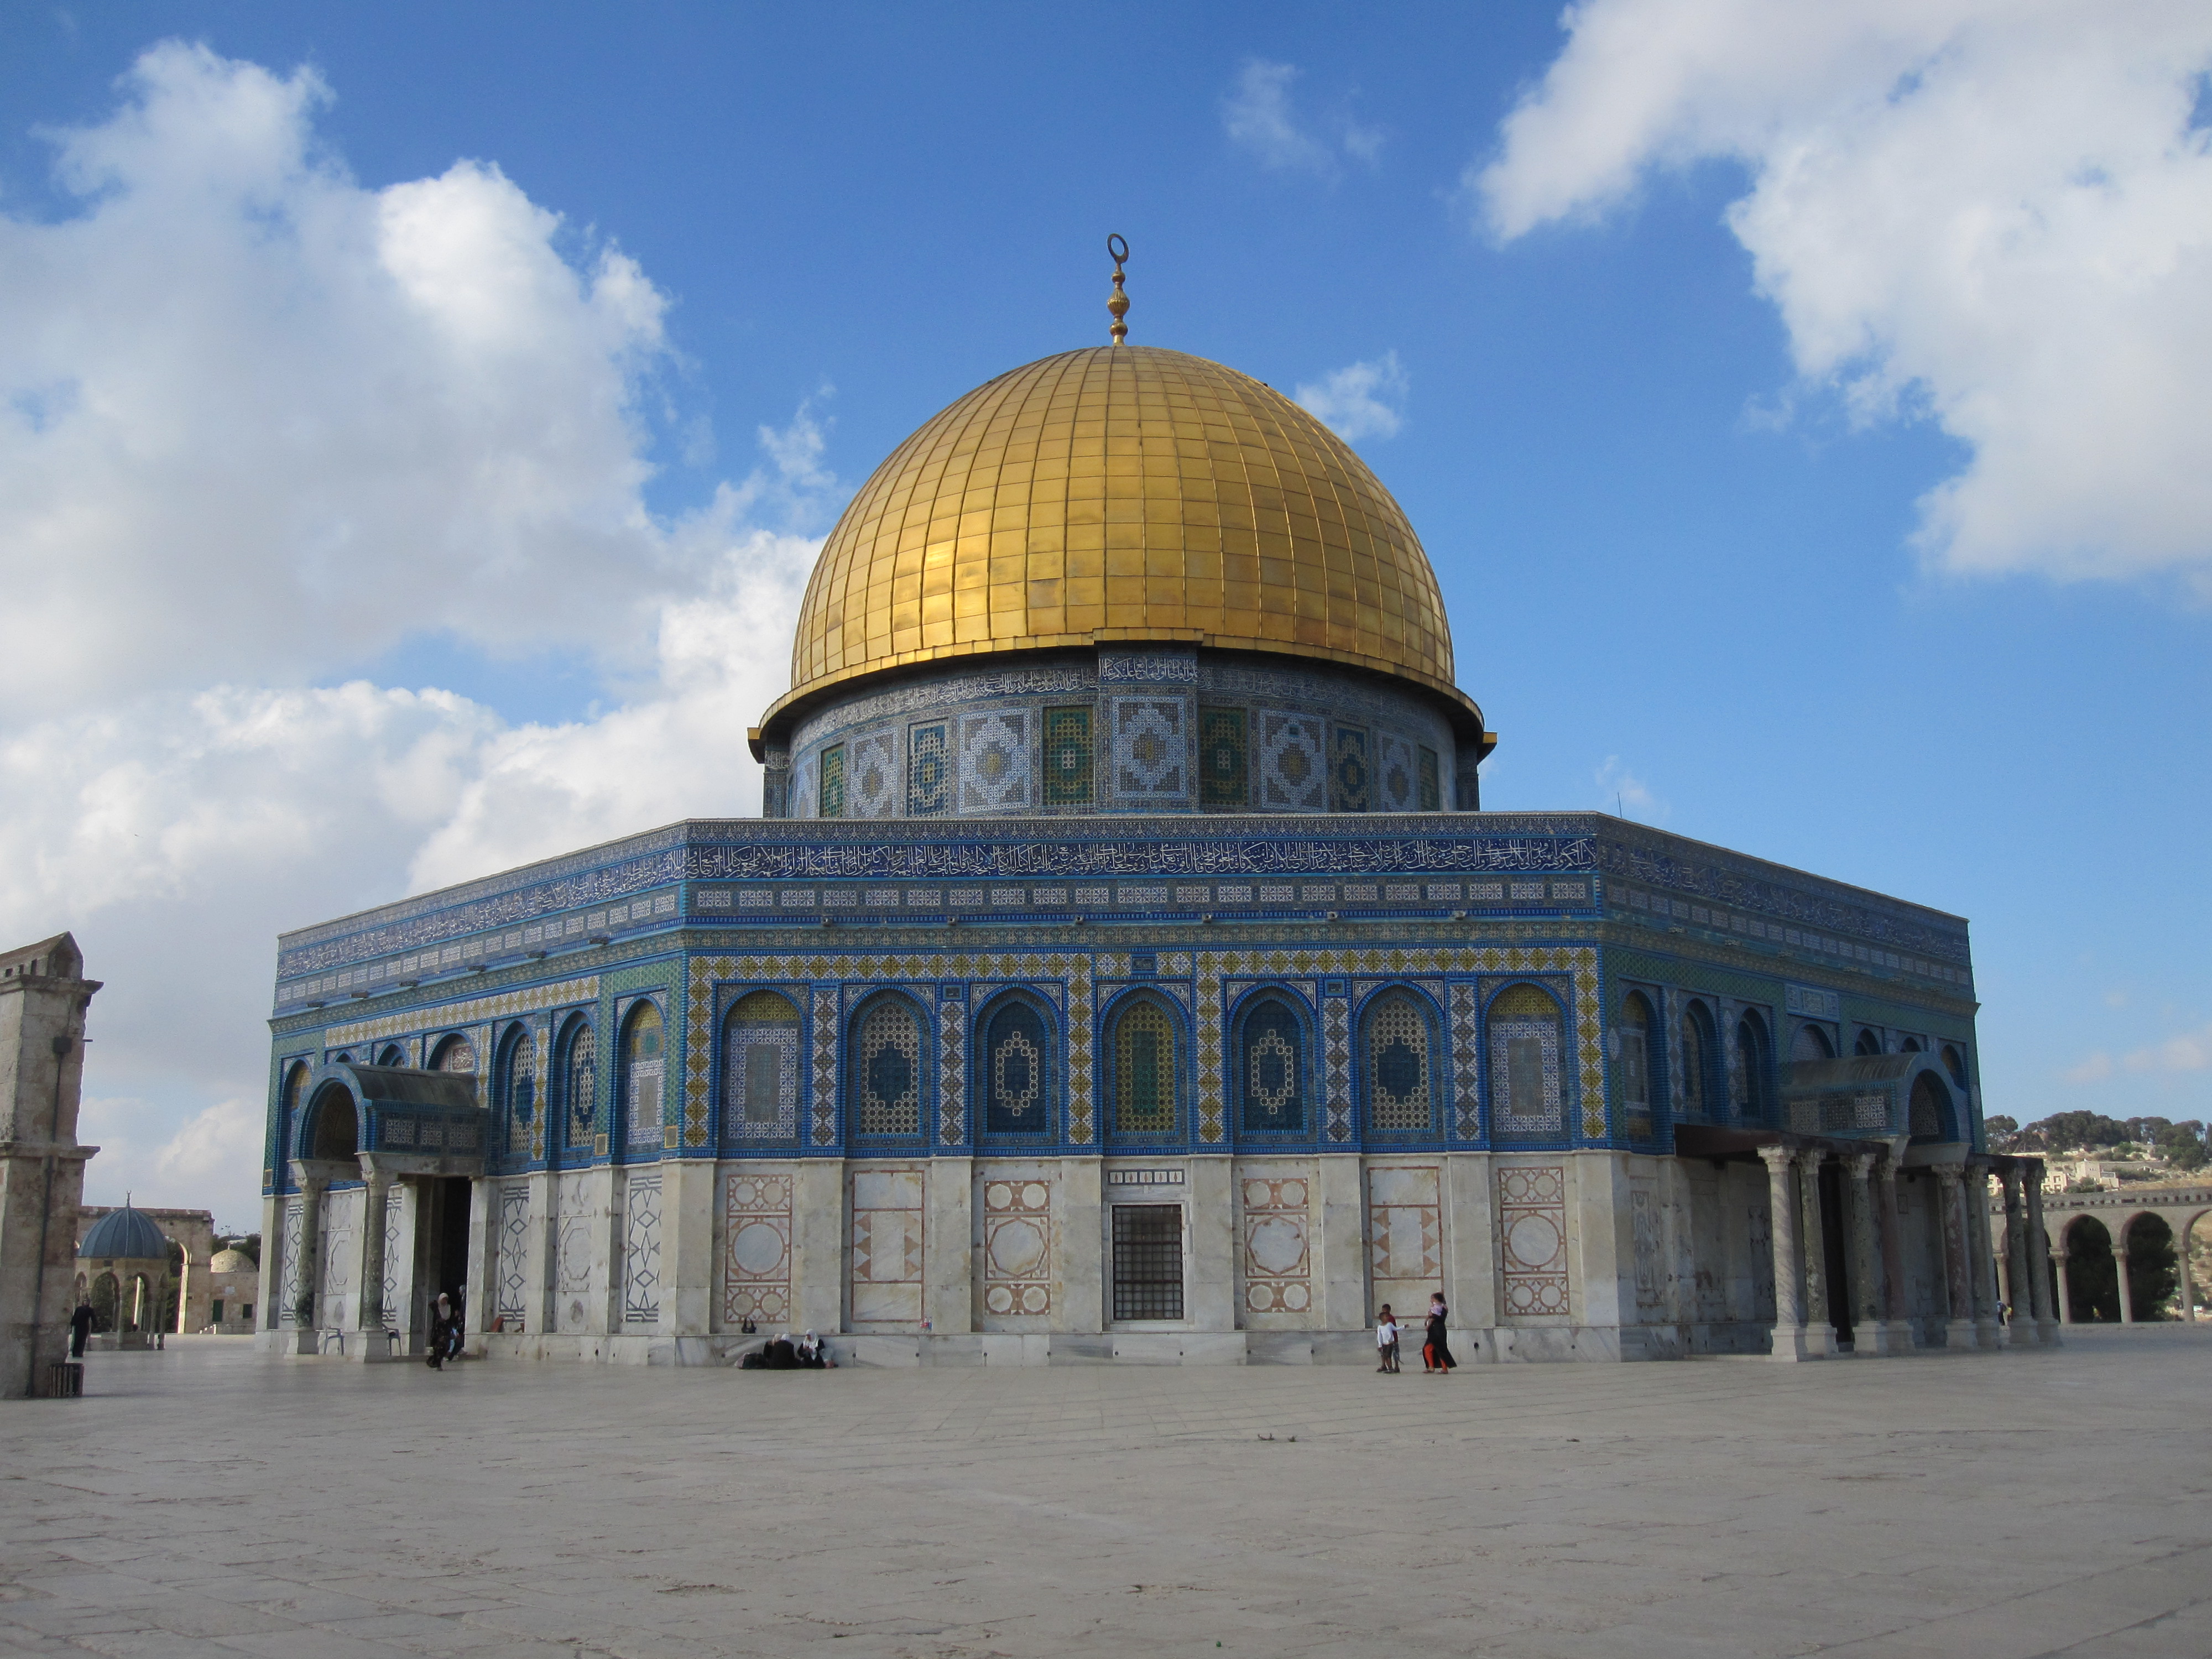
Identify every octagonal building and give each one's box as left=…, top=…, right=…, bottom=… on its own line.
left=254, top=328, right=2048, bottom=1366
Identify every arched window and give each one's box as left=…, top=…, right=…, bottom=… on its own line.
left=723, top=991, right=799, bottom=1143
left=1908, top=1073, right=1955, bottom=1142
left=1679, top=1000, right=1719, bottom=1122
left=1489, top=984, right=1565, bottom=1139
left=1238, top=995, right=1306, bottom=1135
left=1618, top=991, right=1656, bottom=1128
left=1942, top=1043, right=1969, bottom=1090
left=1900, top=1035, right=1923, bottom=1053
left=851, top=995, right=924, bottom=1138
left=980, top=997, right=1053, bottom=1139
left=430, top=1034, right=477, bottom=1076
left=496, top=1026, right=537, bottom=1154
left=1791, top=1023, right=1834, bottom=1062
left=308, top=1084, right=357, bottom=1160
left=1363, top=990, right=1436, bottom=1134
left=1734, top=1011, right=1772, bottom=1124
left=375, top=1044, right=406, bottom=1067
left=1107, top=994, right=1179, bottom=1141
left=1854, top=1027, right=1884, bottom=1056
left=276, top=1062, right=310, bottom=1175
left=555, top=1014, right=597, bottom=1154
left=619, top=1002, right=665, bottom=1155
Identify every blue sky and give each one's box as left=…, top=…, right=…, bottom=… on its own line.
left=4, top=2, right=2209, bottom=1226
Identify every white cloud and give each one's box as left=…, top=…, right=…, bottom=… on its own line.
left=1595, top=754, right=1668, bottom=822
left=0, top=41, right=686, bottom=719
left=1222, top=60, right=1384, bottom=178
left=0, top=44, right=828, bottom=1228
left=1475, top=1, right=2212, bottom=588
left=2125, top=1020, right=2212, bottom=1074
left=1295, top=352, right=1408, bottom=442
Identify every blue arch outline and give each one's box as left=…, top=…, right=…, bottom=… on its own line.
left=972, top=986, right=1061, bottom=1146
left=1098, top=984, right=1192, bottom=1149
left=1479, top=978, right=1574, bottom=1147
left=614, top=995, right=668, bottom=1163
left=715, top=984, right=806, bottom=1152
left=1226, top=983, right=1319, bottom=1142
left=1350, top=981, right=1447, bottom=1143
left=846, top=987, right=932, bottom=1146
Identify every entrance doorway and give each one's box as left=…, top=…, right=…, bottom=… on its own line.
left=411, top=1177, right=476, bottom=1340
left=1111, top=1204, right=1183, bottom=1321
left=1818, top=1160, right=1855, bottom=1347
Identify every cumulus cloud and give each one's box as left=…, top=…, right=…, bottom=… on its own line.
left=0, top=44, right=828, bottom=1225
left=0, top=41, right=684, bottom=718
left=2064, top=1018, right=2212, bottom=1085
left=1223, top=60, right=1384, bottom=178
left=1475, top=1, right=2212, bottom=588
left=1295, top=352, right=1408, bottom=442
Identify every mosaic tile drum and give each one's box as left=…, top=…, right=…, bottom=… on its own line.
left=256, top=284, right=2043, bottom=1366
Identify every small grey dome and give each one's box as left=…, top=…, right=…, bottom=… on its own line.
left=79, top=1205, right=169, bottom=1261
left=208, top=1248, right=253, bottom=1272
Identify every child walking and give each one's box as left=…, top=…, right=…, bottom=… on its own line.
left=1375, top=1305, right=1401, bottom=1373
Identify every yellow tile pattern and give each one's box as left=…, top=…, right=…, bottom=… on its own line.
left=780, top=346, right=1457, bottom=714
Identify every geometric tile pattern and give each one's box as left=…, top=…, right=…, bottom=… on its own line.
left=1449, top=983, right=1481, bottom=1140
left=554, top=1171, right=592, bottom=1333
left=1364, top=992, right=1432, bottom=1134
left=849, top=729, right=898, bottom=820
left=1198, top=706, right=1249, bottom=809
left=494, top=1183, right=529, bottom=1326
left=622, top=1170, right=661, bottom=1326
left=938, top=994, right=966, bottom=1146
left=322, top=974, right=601, bottom=1048
left=1498, top=1164, right=1570, bottom=1320
left=1488, top=984, right=1565, bottom=1141
left=721, top=1167, right=793, bottom=1330
left=1110, top=697, right=1186, bottom=801
left=958, top=711, right=1030, bottom=812
left=907, top=722, right=950, bottom=817
left=981, top=1173, right=1053, bottom=1321
left=811, top=986, right=839, bottom=1145
left=848, top=1165, right=925, bottom=1327
left=1328, top=724, right=1370, bottom=813
left=1240, top=1171, right=1312, bottom=1315
left=1368, top=1163, right=1441, bottom=1320
left=1417, top=745, right=1441, bottom=812
left=1258, top=710, right=1326, bottom=811
left=819, top=743, right=845, bottom=820
left=1322, top=993, right=1352, bottom=1144
left=1378, top=732, right=1415, bottom=813
left=1041, top=706, right=1093, bottom=806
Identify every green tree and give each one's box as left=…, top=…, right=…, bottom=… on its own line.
left=1985, top=1114, right=2021, bottom=1149
left=2035, top=1111, right=2128, bottom=1151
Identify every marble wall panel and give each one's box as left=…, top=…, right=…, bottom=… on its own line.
left=623, top=1170, right=661, bottom=1326
left=849, top=1165, right=926, bottom=1326
left=979, top=1168, right=1053, bottom=1324
left=1368, top=1163, right=1441, bottom=1319
left=721, top=1167, right=793, bottom=1329
left=1498, top=1163, right=1570, bottom=1321
left=1239, top=1166, right=1313, bottom=1318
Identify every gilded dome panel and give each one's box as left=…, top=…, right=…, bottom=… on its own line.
left=774, top=346, right=1459, bottom=722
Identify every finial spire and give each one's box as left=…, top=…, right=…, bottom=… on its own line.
left=1107, top=233, right=1130, bottom=345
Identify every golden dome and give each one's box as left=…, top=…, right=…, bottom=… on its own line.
left=758, top=345, right=1475, bottom=740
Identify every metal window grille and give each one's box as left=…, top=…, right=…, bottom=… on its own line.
left=1111, top=1204, right=1183, bottom=1320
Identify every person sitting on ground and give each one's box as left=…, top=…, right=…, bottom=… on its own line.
left=761, top=1335, right=799, bottom=1369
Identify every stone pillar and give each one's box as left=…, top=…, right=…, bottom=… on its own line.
left=1798, top=1150, right=1837, bottom=1357
left=2022, top=1164, right=2059, bottom=1343
left=290, top=1162, right=328, bottom=1354
left=1327, top=1152, right=1385, bottom=1339
left=1185, top=1155, right=1235, bottom=1334
left=1963, top=1164, right=2001, bottom=1349
left=1933, top=1164, right=1976, bottom=1349
left=2053, top=1248, right=2075, bottom=1326
left=1845, top=1153, right=1895, bottom=1355
left=2178, top=1228, right=2196, bottom=1327
left=1758, top=1147, right=1809, bottom=1360
left=350, top=1161, right=395, bottom=1360
left=790, top=1158, right=845, bottom=1337
left=658, top=1157, right=717, bottom=1361
left=2000, top=1166, right=2036, bottom=1348
left=2114, top=1231, right=2136, bottom=1324
left=1875, top=1158, right=1911, bottom=1347
left=464, top=1176, right=497, bottom=1352
left=1056, top=1156, right=1103, bottom=1336
left=922, top=1157, right=973, bottom=1337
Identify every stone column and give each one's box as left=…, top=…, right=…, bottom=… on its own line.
left=2023, top=1166, right=2060, bottom=1343
left=2000, top=1165, right=2036, bottom=1348
left=289, top=1162, right=328, bottom=1355
left=2114, top=1230, right=2136, bottom=1323
left=1758, top=1147, right=1809, bottom=1361
left=2052, top=1248, right=2075, bottom=1325
left=1798, top=1150, right=1837, bottom=1357
left=1875, top=1157, right=1912, bottom=1348
left=1846, top=1154, right=1895, bottom=1354
left=351, top=1161, right=395, bottom=1361
left=1963, top=1164, right=2001, bottom=1349
left=2177, top=1228, right=2196, bottom=1327
left=1934, top=1164, right=1976, bottom=1350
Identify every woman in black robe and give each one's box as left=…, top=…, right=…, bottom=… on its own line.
left=1423, top=1292, right=1457, bottom=1374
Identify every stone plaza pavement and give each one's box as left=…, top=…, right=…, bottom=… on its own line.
left=2, top=1331, right=2208, bottom=1658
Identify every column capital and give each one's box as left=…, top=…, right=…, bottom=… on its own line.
left=1756, top=1144, right=1795, bottom=1173
left=1845, top=1150, right=1879, bottom=1176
